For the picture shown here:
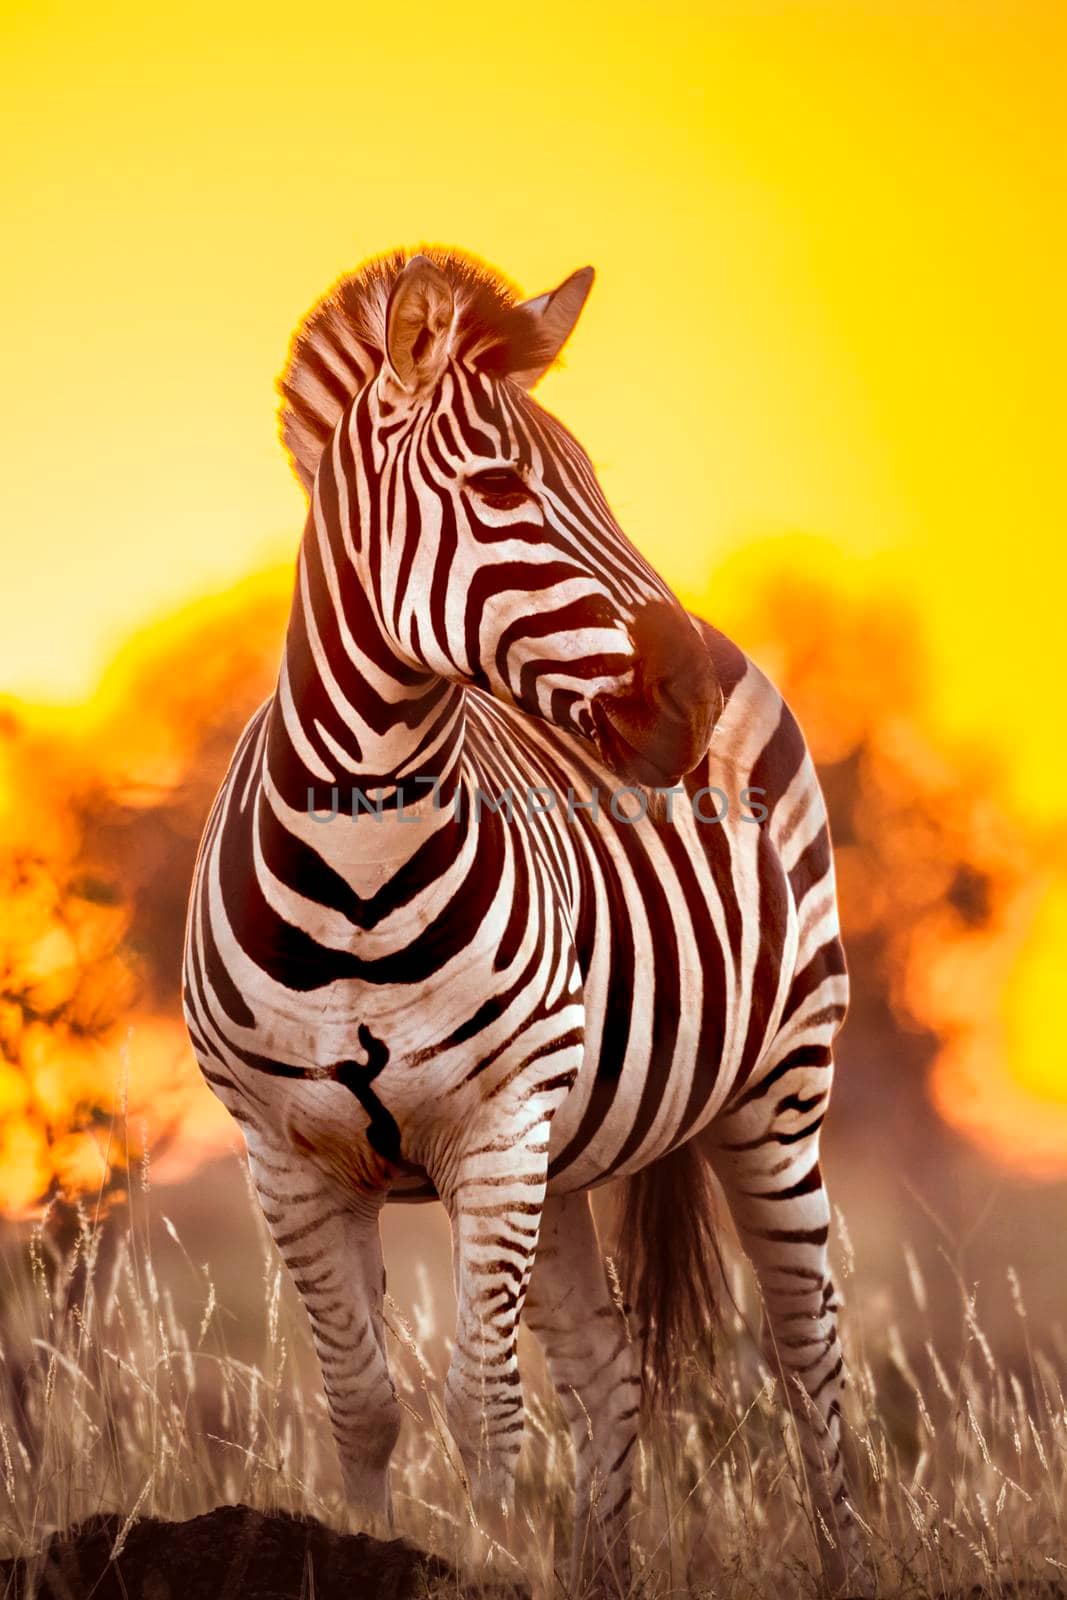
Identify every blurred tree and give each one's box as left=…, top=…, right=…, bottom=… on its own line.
left=80, top=566, right=291, bottom=1015
left=0, top=709, right=142, bottom=1213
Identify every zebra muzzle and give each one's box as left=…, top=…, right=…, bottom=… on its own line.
left=591, top=603, right=722, bottom=787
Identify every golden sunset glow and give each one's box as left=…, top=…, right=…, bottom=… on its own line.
left=2, top=1, right=1065, bottom=1206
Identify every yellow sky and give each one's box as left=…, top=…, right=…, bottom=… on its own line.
left=3, top=0, right=1065, bottom=824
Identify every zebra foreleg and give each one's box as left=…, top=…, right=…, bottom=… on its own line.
left=245, top=1137, right=400, bottom=1522
left=524, top=1192, right=640, bottom=1594
left=707, top=1111, right=868, bottom=1596
left=435, top=1122, right=552, bottom=1542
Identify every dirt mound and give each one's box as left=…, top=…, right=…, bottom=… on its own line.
left=0, top=1502, right=521, bottom=1599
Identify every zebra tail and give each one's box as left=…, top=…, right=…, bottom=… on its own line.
left=616, top=1139, right=723, bottom=1401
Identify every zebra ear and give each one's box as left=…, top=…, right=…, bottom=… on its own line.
left=384, top=255, right=455, bottom=392
left=510, top=266, right=595, bottom=390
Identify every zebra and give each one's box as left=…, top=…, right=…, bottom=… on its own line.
left=182, top=247, right=867, bottom=1594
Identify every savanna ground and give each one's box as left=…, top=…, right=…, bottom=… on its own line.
left=1, top=1121, right=1065, bottom=1600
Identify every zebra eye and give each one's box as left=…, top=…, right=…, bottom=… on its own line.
left=467, top=466, right=529, bottom=505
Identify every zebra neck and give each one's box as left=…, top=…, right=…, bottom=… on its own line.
left=262, top=531, right=469, bottom=891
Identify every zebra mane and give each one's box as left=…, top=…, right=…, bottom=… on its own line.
left=279, top=246, right=558, bottom=495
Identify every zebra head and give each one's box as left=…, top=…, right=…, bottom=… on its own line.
left=281, top=249, right=722, bottom=789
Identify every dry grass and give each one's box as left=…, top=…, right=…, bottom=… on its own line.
left=0, top=1147, right=1064, bottom=1600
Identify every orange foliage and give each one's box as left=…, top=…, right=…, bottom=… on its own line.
left=0, top=712, right=139, bottom=1212
left=0, top=600, right=279, bottom=1215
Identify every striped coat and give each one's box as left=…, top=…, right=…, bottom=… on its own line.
left=183, top=247, right=865, bottom=1595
